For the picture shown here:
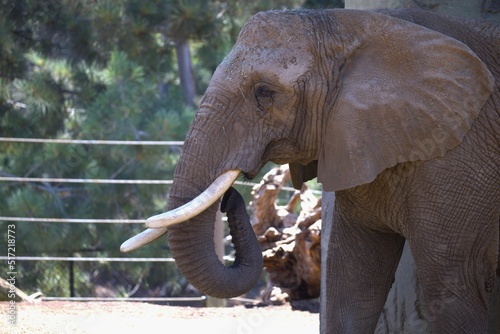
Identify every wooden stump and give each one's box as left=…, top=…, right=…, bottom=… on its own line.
left=250, top=165, right=321, bottom=304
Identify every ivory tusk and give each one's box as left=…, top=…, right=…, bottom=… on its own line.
left=120, top=227, right=168, bottom=253
left=145, top=169, right=240, bottom=228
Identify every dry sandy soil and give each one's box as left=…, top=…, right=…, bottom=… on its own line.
left=0, top=301, right=319, bottom=334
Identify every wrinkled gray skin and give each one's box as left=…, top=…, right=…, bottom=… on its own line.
left=166, top=9, right=499, bottom=333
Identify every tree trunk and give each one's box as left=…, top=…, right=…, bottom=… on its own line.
left=175, top=39, right=196, bottom=108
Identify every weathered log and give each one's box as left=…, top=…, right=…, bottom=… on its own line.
left=250, top=165, right=321, bottom=303
left=0, top=277, right=41, bottom=302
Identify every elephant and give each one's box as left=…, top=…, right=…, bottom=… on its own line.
left=121, top=8, right=500, bottom=333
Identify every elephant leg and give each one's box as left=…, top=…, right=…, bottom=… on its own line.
left=322, top=207, right=405, bottom=334
left=408, top=216, right=499, bottom=334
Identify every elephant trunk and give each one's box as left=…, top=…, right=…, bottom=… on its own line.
left=165, top=125, right=262, bottom=298
left=167, top=187, right=262, bottom=298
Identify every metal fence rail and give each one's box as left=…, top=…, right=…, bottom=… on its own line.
left=0, top=137, right=184, bottom=146
left=0, top=217, right=144, bottom=224
left=0, top=176, right=174, bottom=184
left=0, top=256, right=175, bottom=262
left=41, top=296, right=207, bottom=302
left=0, top=256, right=234, bottom=263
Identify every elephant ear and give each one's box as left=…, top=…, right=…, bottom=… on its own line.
left=318, top=14, right=495, bottom=192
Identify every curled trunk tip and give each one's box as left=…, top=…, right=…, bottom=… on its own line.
left=168, top=187, right=263, bottom=298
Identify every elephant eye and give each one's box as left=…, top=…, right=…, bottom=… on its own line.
left=255, top=85, right=274, bottom=109
left=256, top=86, right=274, bottom=98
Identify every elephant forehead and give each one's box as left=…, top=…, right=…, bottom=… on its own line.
left=211, top=11, right=314, bottom=87
left=214, top=46, right=312, bottom=86
left=238, top=11, right=312, bottom=49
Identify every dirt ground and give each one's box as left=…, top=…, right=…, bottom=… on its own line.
left=0, top=301, right=319, bottom=334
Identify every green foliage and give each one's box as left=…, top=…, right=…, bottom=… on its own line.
left=166, top=0, right=218, bottom=41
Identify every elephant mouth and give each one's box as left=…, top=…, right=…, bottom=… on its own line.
left=243, top=171, right=258, bottom=180
left=262, top=139, right=302, bottom=165
left=120, top=170, right=241, bottom=252
left=242, top=165, right=265, bottom=180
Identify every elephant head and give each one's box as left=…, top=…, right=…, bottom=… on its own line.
left=121, top=10, right=494, bottom=298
